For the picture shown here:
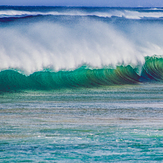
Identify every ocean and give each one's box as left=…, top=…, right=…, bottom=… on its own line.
left=0, top=6, right=163, bottom=162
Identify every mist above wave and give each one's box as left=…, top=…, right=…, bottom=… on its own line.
left=0, top=16, right=163, bottom=74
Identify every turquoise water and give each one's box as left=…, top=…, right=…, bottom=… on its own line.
left=1, top=83, right=163, bottom=162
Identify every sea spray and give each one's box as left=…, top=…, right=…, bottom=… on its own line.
left=0, top=20, right=145, bottom=74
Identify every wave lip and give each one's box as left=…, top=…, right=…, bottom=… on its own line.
left=141, top=56, right=163, bottom=81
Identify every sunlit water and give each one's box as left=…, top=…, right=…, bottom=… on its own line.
left=1, top=83, right=163, bottom=162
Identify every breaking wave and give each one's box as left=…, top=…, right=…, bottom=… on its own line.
left=1, top=7, right=163, bottom=92
left=0, top=56, right=163, bottom=92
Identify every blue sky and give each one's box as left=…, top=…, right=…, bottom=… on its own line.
left=0, top=0, right=163, bottom=7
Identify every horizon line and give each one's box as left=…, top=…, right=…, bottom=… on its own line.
left=0, top=5, right=163, bottom=8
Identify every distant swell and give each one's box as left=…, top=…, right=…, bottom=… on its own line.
left=0, top=15, right=38, bottom=22
left=1, top=8, right=163, bottom=21
left=0, top=56, right=163, bottom=92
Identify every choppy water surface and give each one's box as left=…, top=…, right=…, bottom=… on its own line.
left=1, top=83, right=163, bottom=162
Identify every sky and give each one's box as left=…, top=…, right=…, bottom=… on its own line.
left=0, top=0, right=163, bottom=7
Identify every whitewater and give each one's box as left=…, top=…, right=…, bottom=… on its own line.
left=1, top=6, right=163, bottom=162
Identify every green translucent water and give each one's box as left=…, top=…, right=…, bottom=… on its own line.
left=1, top=83, right=163, bottom=162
